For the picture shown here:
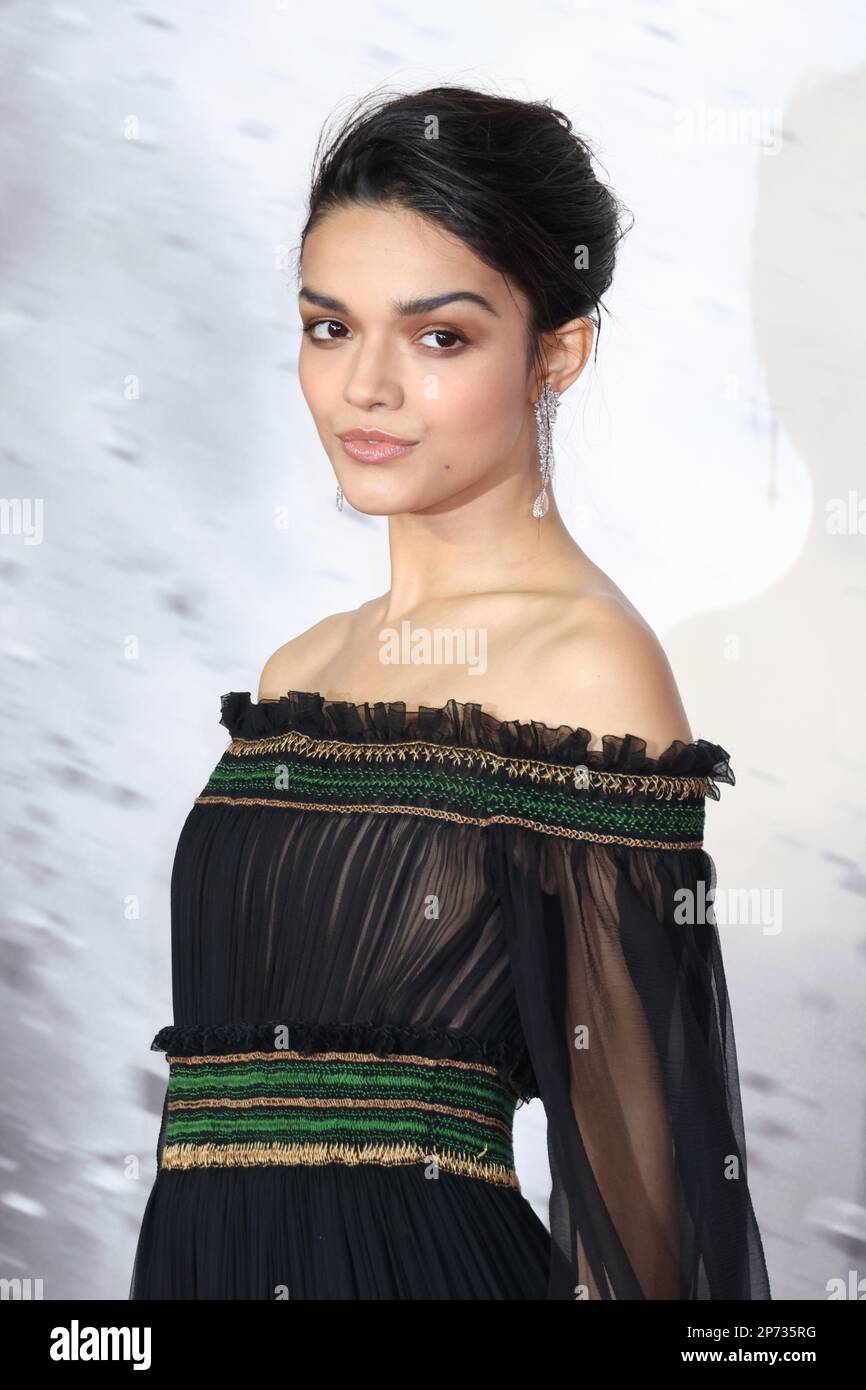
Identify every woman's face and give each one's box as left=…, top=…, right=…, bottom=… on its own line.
left=297, top=203, right=538, bottom=516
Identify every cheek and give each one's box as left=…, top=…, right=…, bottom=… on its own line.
left=298, top=340, right=345, bottom=410
left=297, top=346, right=323, bottom=412
left=433, top=351, right=528, bottom=447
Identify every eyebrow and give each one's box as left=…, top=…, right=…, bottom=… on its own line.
left=298, top=288, right=500, bottom=318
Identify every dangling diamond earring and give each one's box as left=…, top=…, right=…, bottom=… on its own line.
left=532, top=381, right=560, bottom=518
left=336, top=482, right=343, bottom=511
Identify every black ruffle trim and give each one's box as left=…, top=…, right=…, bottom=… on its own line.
left=219, top=689, right=734, bottom=800
left=150, top=1017, right=539, bottom=1105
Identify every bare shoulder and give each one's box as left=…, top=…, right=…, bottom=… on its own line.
left=257, top=607, right=357, bottom=702
left=538, top=593, right=694, bottom=756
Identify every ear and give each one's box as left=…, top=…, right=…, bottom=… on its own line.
left=534, top=317, right=595, bottom=397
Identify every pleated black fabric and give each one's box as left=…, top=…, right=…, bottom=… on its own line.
left=128, top=689, right=771, bottom=1300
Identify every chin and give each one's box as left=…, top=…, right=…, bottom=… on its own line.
left=335, top=476, right=439, bottom=517
left=337, top=494, right=416, bottom=518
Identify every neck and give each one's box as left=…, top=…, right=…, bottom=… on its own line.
left=377, top=477, right=588, bottom=624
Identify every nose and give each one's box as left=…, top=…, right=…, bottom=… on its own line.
left=342, top=334, right=404, bottom=411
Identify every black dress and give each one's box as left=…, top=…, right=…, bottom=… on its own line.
left=128, top=690, right=771, bottom=1300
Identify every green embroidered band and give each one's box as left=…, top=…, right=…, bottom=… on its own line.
left=160, top=1048, right=520, bottom=1190
left=193, top=730, right=708, bottom=847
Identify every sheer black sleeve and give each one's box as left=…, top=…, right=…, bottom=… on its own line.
left=489, top=741, right=771, bottom=1301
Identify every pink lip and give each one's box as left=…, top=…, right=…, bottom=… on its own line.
left=338, top=429, right=420, bottom=463
left=339, top=428, right=418, bottom=444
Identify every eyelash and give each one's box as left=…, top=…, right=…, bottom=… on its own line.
left=302, top=320, right=469, bottom=352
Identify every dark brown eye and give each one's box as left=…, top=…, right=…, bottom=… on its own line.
left=305, top=320, right=350, bottom=341
left=418, top=328, right=467, bottom=350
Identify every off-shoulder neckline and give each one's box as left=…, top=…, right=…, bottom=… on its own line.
left=218, top=689, right=734, bottom=797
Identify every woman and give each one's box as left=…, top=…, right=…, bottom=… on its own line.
left=130, top=84, right=771, bottom=1300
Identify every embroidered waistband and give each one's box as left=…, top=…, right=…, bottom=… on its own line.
left=158, top=1046, right=520, bottom=1190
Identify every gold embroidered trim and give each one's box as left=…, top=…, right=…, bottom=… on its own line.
left=193, top=795, right=705, bottom=850
left=225, top=729, right=710, bottom=801
left=166, top=1048, right=502, bottom=1077
left=160, top=1139, right=521, bottom=1188
left=165, top=1095, right=514, bottom=1140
